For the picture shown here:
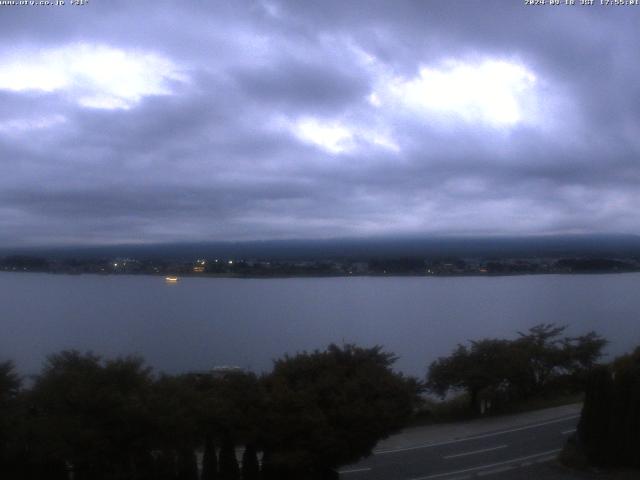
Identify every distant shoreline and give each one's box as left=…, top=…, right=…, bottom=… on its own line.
left=3, top=253, right=639, bottom=279
left=2, top=269, right=639, bottom=280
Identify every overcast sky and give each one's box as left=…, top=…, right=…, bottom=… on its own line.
left=1, top=0, right=639, bottom=246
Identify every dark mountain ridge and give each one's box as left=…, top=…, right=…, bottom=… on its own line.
left=2, top=234, right=640, bottom=262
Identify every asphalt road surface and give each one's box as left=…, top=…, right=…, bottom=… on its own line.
left=339, top=410, right=580, bottom=480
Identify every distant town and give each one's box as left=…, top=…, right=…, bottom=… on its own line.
left=2, top=254, right=640, bottom=278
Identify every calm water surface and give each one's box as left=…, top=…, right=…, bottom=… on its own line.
left=1, top=272, right=639, bottom=377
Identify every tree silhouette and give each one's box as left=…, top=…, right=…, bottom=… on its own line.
left=201, top=435, right=218, bottom=480
left=1, top=344, right=421, bottom=479
left=262, top=344, right=420, bottom=478
left=241, top=443, right=260, bottom=480
left=218, top=436, right=240, bottom=480
left=427, top=324, right=607, bottom=411
left=29, top=351, right=155, bottom=480
left=577, top=347, right=640, bottom=468
left=0, top=361, right=21, bottom=479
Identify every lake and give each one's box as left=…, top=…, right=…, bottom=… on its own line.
left=1, top=272, right=639, bottom=378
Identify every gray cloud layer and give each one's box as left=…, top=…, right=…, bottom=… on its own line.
left=1, top=1, right=639, bottom=246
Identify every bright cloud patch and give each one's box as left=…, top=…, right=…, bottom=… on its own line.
left=0, top=44, right=186, bottom=110
left=293, top=117, right=399, bottom=154
left=385, top=59, right=537, bottom=126
left=295, top=118, right=353, bottom=153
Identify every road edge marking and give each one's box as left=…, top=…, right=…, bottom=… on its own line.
left=375, top=415, right=579, bottom=455
left=443, top=444, right=507, bottom=459
left=407, top=448, right=562, bottom=480
left=339, top=467, right=372, bottom=474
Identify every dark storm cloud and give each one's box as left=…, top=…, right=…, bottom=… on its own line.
left=1, top=0, right=639, bottom=246
left=234, top=58, right=370, bottom=112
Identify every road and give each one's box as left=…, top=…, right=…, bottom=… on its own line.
left=339, top=405, right=581, bottom=480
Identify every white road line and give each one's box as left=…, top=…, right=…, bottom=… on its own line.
left=534, top=455, right=557, bottom=464
left=374, top=415, right=579, bottom=455
left=407, top=448, right=562, bottom=480
left=339, top=467, right=372, bottom=474
left=561, top=428, right=576, bottom=435
left=443, top=445, right=507, bottom=459
left=477, top=465, right=515, bottom=476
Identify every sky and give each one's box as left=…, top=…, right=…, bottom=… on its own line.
left=1, top=0, right=639, bottom=247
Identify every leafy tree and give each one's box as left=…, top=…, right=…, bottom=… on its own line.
left=428, top=324, right=607, bottom=411
left=560, top=331, right=608, bottom=391
left=0, top=361, right=21, bottom=478
left=203, top=371, right=264, bottom=448
left=186, top=369, right=264, bottom=480
left=562, top=331, right=608, bottom=373
left=577, top=347, right=640, bottom=468
left=152, top=450, right=177, bottom=480
left=0, top=360, right=20, bottom=403
left=515, top=323, right=568, bottom=394
left=177, top=447, right=198, bottom=480
left=218, top=436, right=240, bottom=480
left=576, top=366, right=614, bottom=465
left=609, top=347, right=640, bottom=467
left=149, top=373, right=202, bottom=478
left=261, top=344, right=421, bottom=478
left=2, top=343, right=420, bottom=479
left=201, top=435, right=218, bottom=480
left=29, top=351, right=155, bottom=480
left=241, top=443, right=260, bottom=480
left=427, top=340, right=528, bottom=409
